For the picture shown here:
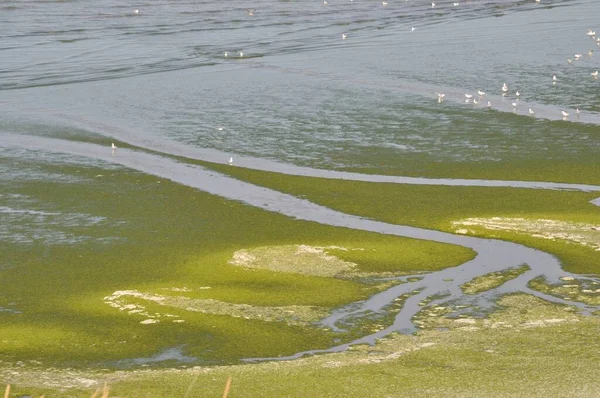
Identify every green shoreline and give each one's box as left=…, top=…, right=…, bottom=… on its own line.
left=200, top=160, right=600, bottom=274
left=2, top=151, right=600, bottom=396
left=4, top=295, right=600, bottom=397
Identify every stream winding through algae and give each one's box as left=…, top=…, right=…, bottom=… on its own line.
left=2, top=132, right=600, bottom=363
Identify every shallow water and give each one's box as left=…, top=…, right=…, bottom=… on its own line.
left=1, top=0, right=599, bottom=173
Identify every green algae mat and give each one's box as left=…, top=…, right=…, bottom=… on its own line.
left=2, top=152, right=600, bottom=397
left=0, top=160, right=474, bottom=369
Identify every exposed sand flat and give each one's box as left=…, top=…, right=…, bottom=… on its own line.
left=453, top=217, right=600, bottom=251
left=229, top=245, right=357, bottom=277
left=104, top=289, right=328, bottom=325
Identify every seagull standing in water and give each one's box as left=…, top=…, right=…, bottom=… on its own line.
left=111, top=143, right=117, bottom=155
left=436, top=92, right=445, bottom=102
left=477, top=90, right=485, bottom=96
left=561, top=111, right=569, bottom=119
left=246, top=9, right=255, bottom=16
left=529, top=108, right=535, bottom=115
left=342, top=33, right=347, bottom=40
left=502, top=83, right=508, bottom=95
left=592, top=70, right=599, bottom=79
left=228, top=157, right=234, bottom=165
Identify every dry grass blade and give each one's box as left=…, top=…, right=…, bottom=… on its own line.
left=100, top=383, right=109, bottom=398
left=4, top=384, right=10, bottom=398
left=90, top=387, right=101, bottom=398
left=183, top=374, right=200, bottom=398
left=222, top=376, right=232, bottom=398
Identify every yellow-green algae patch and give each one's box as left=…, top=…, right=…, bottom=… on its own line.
left=104, top=289, right=328, bottom=326
left=413, top=294, right=581, bottom=332
left=461, top=264, right=530, bottom=294
left=529, top=277, right=600, bottom=306
left=5, top=294, right=600, bottom=397
left=453, top=217, right=600, bottom=250
left=197, top=162, right=600, bottom=273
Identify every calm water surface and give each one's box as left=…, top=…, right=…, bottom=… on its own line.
left=1, top=0, right=599, bottom=170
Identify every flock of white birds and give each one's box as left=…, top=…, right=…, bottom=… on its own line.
left=123, top=2, right=599, bottom=159
left=436, top=26, right=598, bottom=120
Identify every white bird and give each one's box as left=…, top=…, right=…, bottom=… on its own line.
left=528, top=108, right=535, bottom=115
left=382, top=1, right=388, bottom=6
left=561, top=111, right=569, bottom=118
left=342, top=33, right=347, bottom=40
left=133, top=9, right=139, bottom=14
left=592, top=70, right=599, bottom=78
left=574, top=54, right=582, bottom=60
left=239, top=51, right=244, bottom=57
left=411, top=27, right=416, bottom=32
left=567, top=58, right=572, bottom=64
left=535, top=0, right=540, bottom=2
left=217, top=127, right=224, bottom=131
left=502, top=83, right=508, bottom=94
left=576, top=108, right=581, bottom=114
left=323, top=0, right=328, bottom=4
left=473, top=99, right=479, bottom=105
left=487, top=101, right=491, bottom=108
left=587, top=29, right=596, bottom=36
left=512, top=102, right=517, bottom=108
left=224, top=51, right=228, bottom=57
left=465, top=93, right=473, bottom=99
left=111, top=143, right=117, bottom=150
left=436, top=92, right=445, bottom=102
left=228, top=157, right=234, bottom=165
left=588, top=49, right=594, bottom=57
left=515, top=90, right=520, bottom=97
left=552, top=75, right=557, bottom=84
left=431, top=2, right=436, bottom=8
left=453, top=2, right=459, bottom=6
left=477, top=90, right=485, bottom=96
